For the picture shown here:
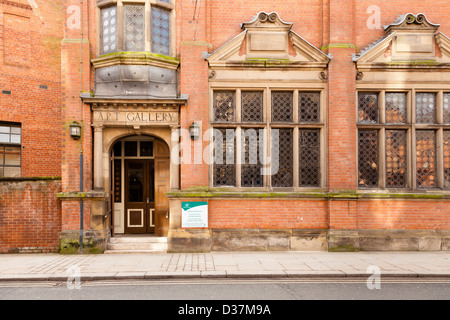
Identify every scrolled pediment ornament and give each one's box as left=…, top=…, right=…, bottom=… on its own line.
left=258, top=12, right=279, bottom=23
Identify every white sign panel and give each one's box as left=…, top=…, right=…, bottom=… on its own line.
left=182, top=202, right=208, bottom=228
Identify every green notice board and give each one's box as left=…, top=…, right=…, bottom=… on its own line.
left=181, top=201, right=208, bottom=228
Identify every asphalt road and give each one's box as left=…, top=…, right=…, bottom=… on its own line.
left=0, top=278, right=449, bottom=301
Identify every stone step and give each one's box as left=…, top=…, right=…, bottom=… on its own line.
left=107, top=242, right=167, bottom=251
left=109, top=237, right=167, bottom=244
left=106, top=236, right=168, bottom=253
left=104, top=249, right=166, bottom=254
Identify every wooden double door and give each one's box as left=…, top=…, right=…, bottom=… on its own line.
left=124, top=157, right=170, bottom=236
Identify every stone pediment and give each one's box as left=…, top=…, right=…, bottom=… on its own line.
left=206, top=12, right=330, bottom=69
left=354, top=13, right=450, bottom=70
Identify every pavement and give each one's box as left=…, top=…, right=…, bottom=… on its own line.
left=0, top=251, right=450, bottom=282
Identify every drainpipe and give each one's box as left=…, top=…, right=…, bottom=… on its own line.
left=79, top=0, right=84, bottom=254
left=80, top=152, right=84, bottom=254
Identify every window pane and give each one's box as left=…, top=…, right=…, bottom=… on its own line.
left=386, top=130, right=407, bottom=188
left=0, top=133, right=9, bottom=143
left=241, top=129, right=263, bottom=187
left=299, top=92, right=320, bottom=123
left=358, top=92, right=378, bottom=124
left=299, top=129, right=320, bottom=187
left=0, top=126, right=10, bottom=134
left=4, top=166, right=20, bottom=178
left=140, top=141, right=154, bottom=157
left=151, top=7, right=171, bottom=56
left=416, top=93, right=436, bottom=124
left=124, top=5, right=145, bottom=51
left=125, top=141, right=138, bottom=157
left=113, top=141, right=122, bottom=157
left=10, top=134, right=20, bottom=144
left=213, top=129, right=236, bottom=187
left=386, top=92, right=407, bottom=123
left=272, top=129, right=293, bottom=187
left=10, top=127, right=20, bottom=134
left=358, top=130, right=378, bottom=187
left=444, top=93, right=450, bottom=124
left=416, top=130, right=436, bottom=188
left=213, top=91, right=235, bottom=122
left=101, top=6, right=118, bottom=54
left=242, top=91, right=263, bottom=123
left=114, top=159, right=121, bottom=203
left=127, top=162, right=144, bottom=202
left=4, top=146, right=20, bottom=166
left=271, top=92, right=293, bottom=122
left=444, top=131, right=450, bottom=189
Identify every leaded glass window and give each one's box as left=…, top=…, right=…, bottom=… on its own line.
left=444, top=131, right=450, bottom=189
left=299, top=129, right=320, bottom=187
left=444, top=93, right=450, bottom=124
left=358, top=130, right=379, bottom=188
left=151, top=6, right=171, bottom=56
left=416, top=93, right=436, bottom=123
left=99, top=2, right=173, bottom=56
left=124, top=5, right=145, bottom=52
left=241, top=129, right=263, bottom=187
left=272, top=129, right=294, bottom=187
left=299, top=92, right=320, bottom=123
left=357, top=90, right=450, bottom=190
left=386, top=93, right=407, bottom=123
left=211, top=89, right=323, bottom=189
left=386, top=130, right=407, bottom=188
left=358, top=92, right=379, bottom=124
left=416, top=130, right=436, bottom=188
left=213, top=91, right=235, bottom=122
left=213, top=129, right=236, bottom=187
left=271, top=92, right=293, bottom=122
left=101, top=6, right=118, bottom=55
left=242, top=91, right=263, bottom=123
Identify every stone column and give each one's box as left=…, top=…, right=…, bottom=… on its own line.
left=93, top=124, right=104, bottom=190
left=170, top=125, right=180, bottom=190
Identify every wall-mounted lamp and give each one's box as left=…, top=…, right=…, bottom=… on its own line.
left=69, top=121, right=82, bottom=140
left=189, top=122, right=200, bottom=140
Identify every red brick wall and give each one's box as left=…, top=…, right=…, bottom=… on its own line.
left=206, top=198, right=450, bottom=231
left=0, top=0, right=63, bottom=178
left=356, top=200, right=450, bottom=230
left=0, top=179, right=62, bottom=253
left=208, top=199, right=328, bottom=229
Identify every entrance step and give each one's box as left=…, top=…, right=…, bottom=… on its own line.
left=105, top=236, right=167, bottom=254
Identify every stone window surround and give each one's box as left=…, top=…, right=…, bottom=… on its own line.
left=96, top=0, right=176, bottom=58
left=356, top=88, right=450, bottom=191
left=209, top=86, right=327, bottom=191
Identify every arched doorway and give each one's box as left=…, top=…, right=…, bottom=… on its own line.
left=111, top=135, right=170, bottom=237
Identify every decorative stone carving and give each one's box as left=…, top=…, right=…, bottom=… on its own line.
left=356, top=71, right=364, bottom=80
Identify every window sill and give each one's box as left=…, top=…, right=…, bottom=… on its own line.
left=92, top=51, right=179, bottom=70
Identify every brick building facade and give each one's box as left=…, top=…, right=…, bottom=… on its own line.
left=1, top=0, right=449, bottom=253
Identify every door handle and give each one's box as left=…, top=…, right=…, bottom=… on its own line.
left=147, top=198, right=150, bottom=204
